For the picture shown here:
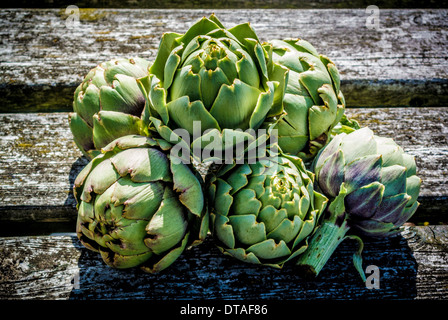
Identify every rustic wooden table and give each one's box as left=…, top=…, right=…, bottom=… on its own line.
left=0, top=2, right=447, bottom=302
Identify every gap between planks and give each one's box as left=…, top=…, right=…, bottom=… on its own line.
left=0, top=225, right=446, bottom=299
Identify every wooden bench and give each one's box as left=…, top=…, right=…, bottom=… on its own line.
left=1, top=4, right=447, bottom=301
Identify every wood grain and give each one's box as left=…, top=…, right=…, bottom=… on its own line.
left=0, top=225, right=446, bottom=300
left=4, top=0, right=446, bottom=9
left=0, top=8, right=447, bottom=112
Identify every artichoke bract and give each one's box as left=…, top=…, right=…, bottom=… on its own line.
left=69, top=57, right=151, bottom=159
left=138, top=14, right=287, bottom=163
left=207, top=150, right=328, bottom=268
left=296, top=127, right=421, bottom=279
left=266, top=39, right=345, bottom=160
left=74, top=135, right=208, bottom=273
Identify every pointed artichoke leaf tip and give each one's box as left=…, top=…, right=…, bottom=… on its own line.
left=328, top=183, right=349, bottom=224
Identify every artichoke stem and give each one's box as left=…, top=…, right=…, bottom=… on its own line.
left=296, top=220, right=350, bottom=277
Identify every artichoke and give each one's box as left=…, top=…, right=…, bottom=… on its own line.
left=69, top=57, right=151, bottom=159
left=138, top=14, right=287, bottom=163
left=296, top=127, right=421, bottom=279
left=265, top=39, right=345, bottom=160
left=74, top=135, right=208, bottom=273
left=207, top=150, right=328, bottom=268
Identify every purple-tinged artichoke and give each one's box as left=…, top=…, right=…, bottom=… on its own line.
left=74, top=135, right=208, bottom=273
left=296, top=127, right=421, bottom=279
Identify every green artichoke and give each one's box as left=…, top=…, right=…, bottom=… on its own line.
left=207, top=150, right=328, bottom=268
left=138, top=14, right=287, bottom=162
left=296, top=127, right=421, bottom=279
left=74, top=135, right=208, bottom=273
left=69, top=57, right=151, bottom=159
left=265, top=39, right=345, bottom=160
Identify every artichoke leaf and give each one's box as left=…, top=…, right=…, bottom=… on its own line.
left=214, top=213, right=236, bottom=249
left=258, top=206, right=287, bottom=233
left=199, top=67, right=231, bottom=109
left=402, top=153, right=417, bottom=177
left=74, top=83, right=101, bottom=127
left=375, top=137, right=404, bottom=167
left=101, top=134, right=156, bottom=153
left=235, top=50, right=260, bottom=88
left=209, top=79, right=261, bottom=130
left=178, top=17, right=222, bottom=49
left=339, top=127, right=377, bottom=164
left=228, top=22, right=261, bottom=46
left=396, top=201, right=419, bottom=226
left=149, top=32, right=183, bottom=81
left=317, top=149, right=345, bottom=198
left=106, top=219, right=153, bottom=256
left=288, top=39, right=320, bottom=56
left=308, top=84, right=338, bottom=140
left=226, top=163, right=252, bottom=194
left=171, top=159, right=205, bottom=217
left=144, top=188, right=188, bottom=254
left=100, top=74, right=146, bottom=117
left=249, top=81, right=277, bottom=131
left=343, top=154, right=382, bottom=194
left=111, top=179, right=164, bottom=220
left=92, top=111, right=148, bottom=151
left=231, top=189, right=262, bottom=215
left=320, top=55, right=341, bottom=93
left=406, top=175, right=422, bottom=204
left=345, top=181, right=384, bottom=219
left=380, top=165, right=407, bottom=197
left=111, top=148, right=171, bottom=183
left=371, top=193, right=410, bottom=223
left=69, top=112, right=95, bottom=158
left=213, top=179, right=233, bottom=216
left=247, top=238, right=291, bottom=260
left=222, top=247, right=262, bottom=265
left=81, top=159, right=120, bottom=202
left=167, top=97, right=220, bottom=135
left=353, top=219, right=399, bottom=237
left=292, top=209, right=318, bottom=249
left=141, top=231, right=190, bottom=274
left=267, top=215, right=303, bottom=244
left=267, top=62, right=289, bottom=117
left=163, top=48, right=182, bottom=89
left=169, top=65, right=202, bottom=101
left=228, top=214, right=266, bottom=246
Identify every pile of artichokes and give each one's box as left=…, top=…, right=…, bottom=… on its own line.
left=69, top=15, right=421, bottom=279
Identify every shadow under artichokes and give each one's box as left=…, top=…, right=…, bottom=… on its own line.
left=74, top=135, right=208, bottom=273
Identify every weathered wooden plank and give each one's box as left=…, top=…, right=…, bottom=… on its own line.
left=0, top=108, right=447, bottom=225
left=4, top=0, right=447, bottom=9
left=0, top=225, right=446, bottom=300
left=347, top=107, right=448, bottom=223
left=1, top=8, right=447, bottom=112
